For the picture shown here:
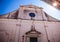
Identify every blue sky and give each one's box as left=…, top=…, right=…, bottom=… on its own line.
left=0, top=0, right=60, bottom=20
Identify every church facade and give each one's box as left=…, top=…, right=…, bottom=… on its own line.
left=0, top=4, right=60, bottom=42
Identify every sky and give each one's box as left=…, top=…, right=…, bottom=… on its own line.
left=0, top=0, right=60, bottom=20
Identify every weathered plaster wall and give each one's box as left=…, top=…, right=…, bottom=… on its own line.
left=0, top=19, right=60, bottom=42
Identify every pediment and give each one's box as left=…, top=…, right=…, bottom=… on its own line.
left=20, top=4, right=43, bottom=9
left=25, top=26, right=41, bottom=35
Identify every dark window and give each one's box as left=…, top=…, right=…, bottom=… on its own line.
left=30, top=37, right=38, bottom=42
left=29, top=13, right=35, bottom=17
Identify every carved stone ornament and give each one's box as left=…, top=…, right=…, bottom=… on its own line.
left=22, top=25, right=41, bottom=42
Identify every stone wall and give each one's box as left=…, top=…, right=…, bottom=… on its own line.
left=0, top=19, right=60, bottom=42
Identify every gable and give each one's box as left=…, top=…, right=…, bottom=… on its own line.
left=0, top=4, right=60, bottom=22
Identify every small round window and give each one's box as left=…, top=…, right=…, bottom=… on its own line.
left=29, top=13, right=35, bottom=17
